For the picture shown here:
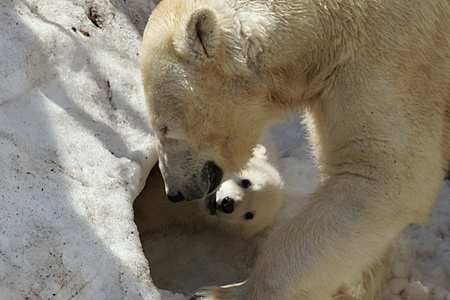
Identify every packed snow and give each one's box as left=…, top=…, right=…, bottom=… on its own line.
left=0, top=1, right=448, bottom=299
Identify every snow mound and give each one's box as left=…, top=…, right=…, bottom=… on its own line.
left=0, top=0, right=161, bottom=298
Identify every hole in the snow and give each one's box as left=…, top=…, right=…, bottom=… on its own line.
left=133, top=164, right=257, bottom=295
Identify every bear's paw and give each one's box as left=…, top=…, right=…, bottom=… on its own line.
left=190, top=284, right=241, bottom=300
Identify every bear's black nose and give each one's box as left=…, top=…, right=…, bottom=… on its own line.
left=206, top=161, right=223, bottom=194
left=219, top=197, right=234, bottom=214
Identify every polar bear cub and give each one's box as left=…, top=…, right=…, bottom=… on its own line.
left=134, top=129, right=283, bottom=238
left=202, top=130, right=283, bottom=237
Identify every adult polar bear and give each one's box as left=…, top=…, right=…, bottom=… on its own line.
left=141, top=0, right=450, bottom=299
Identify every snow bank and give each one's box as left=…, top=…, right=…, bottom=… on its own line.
left=0, top=0, right=160, bottom=298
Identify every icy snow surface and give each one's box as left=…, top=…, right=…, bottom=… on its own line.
left=0, top=0, right=158, bottom=298
left=0, top=1, right=449, bottom=299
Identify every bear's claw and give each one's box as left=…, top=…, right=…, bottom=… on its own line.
left=189, top=288, right=216, bottom=300
left=189, top=295, right=206, bottom=300
left=190, top=284, right=243, bottom=300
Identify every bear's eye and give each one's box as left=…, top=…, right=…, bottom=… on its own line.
left=244, top=212, right=254, bottom=220
left=241, top=179, right=251, bottom=188
left=158, top=126, right=185, bottom=141
left=159, top=125, right=168, bottom=135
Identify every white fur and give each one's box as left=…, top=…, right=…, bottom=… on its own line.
left=202, top=130, right=283, bottom=238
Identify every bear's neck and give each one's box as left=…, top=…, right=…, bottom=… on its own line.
left=232, top=0, right=365, bottom=110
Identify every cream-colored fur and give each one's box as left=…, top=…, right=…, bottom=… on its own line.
left=205, top=130, right=283, bottom=238
left=134, top=130, right=283, bottom=238
left=141, top=0, right=450, bottom=299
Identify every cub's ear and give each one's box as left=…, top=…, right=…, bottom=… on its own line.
left=175, top=8, right=220, bottom=62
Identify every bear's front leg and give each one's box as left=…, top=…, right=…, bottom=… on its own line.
left=191, top=166, right=443, bottom=299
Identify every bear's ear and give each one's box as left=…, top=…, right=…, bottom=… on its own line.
left=176, top=8, right=220, bottom=62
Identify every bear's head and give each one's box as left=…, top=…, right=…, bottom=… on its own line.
left=141, top=1, right=280, bottom=201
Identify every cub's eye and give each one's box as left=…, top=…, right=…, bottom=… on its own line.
left=244, top=212, right=254, bottom=220
left=241, top=179, right=251, bottom=188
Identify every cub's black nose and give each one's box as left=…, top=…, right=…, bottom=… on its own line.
left=219, top=197, right=235, bottom=214
left=167, top=192, right=185, bottom=202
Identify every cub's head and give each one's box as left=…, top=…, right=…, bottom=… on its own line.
left=204, top=145, right=284, bottom=237
left=141, top=0, right=278, bottom=201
